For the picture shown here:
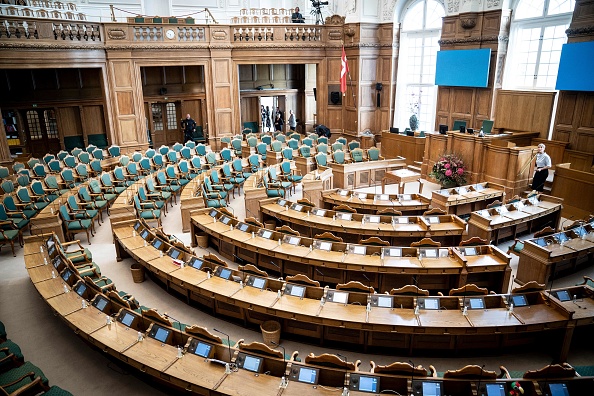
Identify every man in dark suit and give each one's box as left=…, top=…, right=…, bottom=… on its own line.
left=181, top=114, right=196, bottom=142
left=291, top=7, right=304, bottom=23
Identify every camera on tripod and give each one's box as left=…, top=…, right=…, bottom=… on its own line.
left=311, top=1, right=329, bottom=7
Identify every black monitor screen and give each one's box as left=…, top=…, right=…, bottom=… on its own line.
left=153, top=327, right=170, bottom=343
left=287, top=284, right=306, bottom=298
left=120, top=312, right=135, bottom=327
left=555, top=290, right=572, bottom=302
left=422, top=381, right=442, bottom=396
left=209, top=209, right=218, bottom=217
left=61, top=269, right=72, bottom=282
left=152, top=239, right=163, bottom=249
left=218, top=268, right=231, bottom=280
left=238, top=223, right=249, bottom=232
left=534, top=238, right=547, bottom=247
left=48, top=244, right=56, bottom=257
left=485, top=383, right=506, bottom=396
left=358, top=376, right=379, bottom=393
left=94, top=297, right=108, bottom=312
left=221, top=216, right=231, bottom=225
left=469, top=298, right=485, bottom=309
left=169, top=249, right=181, bottom=259
left=297, top=367, right=318, bottom=384
left=134, top=221, right=141, bottom=230
left=242, top=355, right=262, bottom=372
left=548, top=383, right=570, bottom=396
left=439, top=124, right=448, bottom=134
left=251, top=277, right=266, bottom=289
left=140, top=229, right=149, bottom=240
left=75, top=283, right=87, bottom=297
left=188, top=257, right=203, bottom=270
left=511, top=295, right=528, bottom=307
left=194, top=342, right=212, bottom=358
left=53, top=256, right=62, bottom=269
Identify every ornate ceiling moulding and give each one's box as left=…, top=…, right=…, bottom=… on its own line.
left=459, top=12, right=478, bottom=30
left=211, top=30, right=227, bottom=40
left=565, top=25, right=594, bottom=37
left=0, top=42, right=104, bottom=50
left=107, top=28, right=126, bottom=40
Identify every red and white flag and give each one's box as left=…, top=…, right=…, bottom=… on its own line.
left=340, top=46, right=349, bottom=94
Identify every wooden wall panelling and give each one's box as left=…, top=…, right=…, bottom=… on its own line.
left=563, top=150, right=594, bottom=172
left=494, top=90, right=556, bottom=137
left=56, top=107, right=82, bottom=147
left=81, top=105, right=106, bottom=142
left=209, top=52, right=236, bottom=137
left=551, top=163, right=594, bottom=218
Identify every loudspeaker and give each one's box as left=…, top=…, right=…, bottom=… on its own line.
left=390, top=127, right=399, bottom=134
left=313, top=88, right=317, bottom=101
left=467, top=128, right=474, bottom=134
left=459, top=125, right=466, bottom=133
left=330, top=91, right=341, bottom=105
left=159, top=88, right=167, bottom=95
left=439, top=124, right=448, bottom=134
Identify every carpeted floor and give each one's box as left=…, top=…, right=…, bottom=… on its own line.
left=1, top=179, right=593, bottom=395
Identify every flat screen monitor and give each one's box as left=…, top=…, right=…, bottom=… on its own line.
left=384, top=248, right=402, bottom=257
left=285, top=284, right=306, bottom=298
left=119, top=312, right=135, bottom=327
left=317, top=241, right=332, bottom=251
left=358, top=193, right=368, bottom=199
left=329, top=291, right=349, bottom=304
left=464, top=247, right=478, bottom=256
left=151, top=238, right=163, bottom=249
left=248, top=276, right=266, bottom=290
left=46, top=235, right=55, bottom=248
left=548, top=383, right=570, bottom=396
left=153, top=327, right=170, bottom=343
left=439, top=124, right=448, bottom=134
left=426, top=216, right=439, bottom=224
left=376, top=296, right=393, bottom=308
left=510, top=294, right=528, bottom=307
left=351, top=245, right=366, bottom=255
left=238, top=223, right=249, bottom=232
left=534, top=238, right=548, bottom=247
left=357, top=375, right=380, bottom=393
left=337, top=212, right=352, bottom=221
left=284, top=235, right=301, bottom=245
left=191, top=341, right=213, bottom=358
left=440, top=189, right=451, bottom=197
left=573, top=226, right=587, bottom=238
left=421, top=381, right=442, bottom=396
left=209, top=209, right=218, bottom=217
left=456, top=187, right=468, bottom=194
left=48, top=244, right=56, bottom=258
left=297, top=367, right=319, bottom=384
left=421, top=248, right=438, bottom=259
left=366, top=215, right=381, bottom=223
left=140, top=229, right=150, bottom=240
left=258, top=229, right=272, bottom=239
left=52, top=256, right=62, bottom=269
left=277, top=199, right=287, bottom=207
left=93, top=296, right=108, bottom=312
left=554, top=290, right=572, bottom=302
left=61, top=269, right=72, bottom=282
left=134, top=221, right=142, bottom=231
left=292, top=204, right=303, bottom=211
left=188, top=257, right=203, bottom=270
left=75, top=283, right=87, bottom=297
left=474, top=184, right=485, bottom=191
left=468, top=298, right=485, bottom=309
left=217, top=267, right=232, bottom=280
left=375, top=194, right=389, bottom=201
left=168, top=249, right=181, bottom=260
left=241, top=355, right=262, bottom=373
left=397, top=217, right=408, bottom=224
left=220, top=216, right=231, bottom=225
left=338, top=190, right=349, bottom=196
left=435, top=48, right=491, bottom=88
left=421, top=298, right=439, bottom=310
left=400, top=194, right=412, bottom=200
left=313, top=209, right=326, bottom=217
left=485, top=383, right=506, bottom=396
left=555, top=233, right=570, bottom=244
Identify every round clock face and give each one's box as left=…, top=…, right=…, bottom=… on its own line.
left=166, top=29, right=175, bottom=40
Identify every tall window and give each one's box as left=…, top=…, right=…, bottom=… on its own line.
left=394, top=0, right=444, bottom=132
left=504, top=0, right=575, bottom=89
left=26, top=111, right=42, bottom=140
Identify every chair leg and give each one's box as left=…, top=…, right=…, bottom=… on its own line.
left=11, top=240, right=16, bottom=257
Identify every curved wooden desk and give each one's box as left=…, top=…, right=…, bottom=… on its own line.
left=321, top=189, right=430, bottom=215
left=111, top=215, right=594, bottom=358
left=259, top=198, right=467, bottom=246
left=431, top=182, right=506, bottom=216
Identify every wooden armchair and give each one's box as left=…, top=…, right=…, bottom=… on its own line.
left=336, top=280, right=374, bottom=294
left=449, top=284, right=489, bottom=296
left=314, top=232, right=343, bottom=243
left=443, top=364, right=508, bottom=379
left=285, top=274, right=320, bottom=287
left=389, top=285, right=429, bottom=297
left=370, top=361, right=436, bottom=377
left=305, top=353, right=358, bottom=371
left=511, top=281, right=545, bottom=294
left=410, top=238, right=441, bottom=248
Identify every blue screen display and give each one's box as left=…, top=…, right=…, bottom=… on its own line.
left=435, top=49, right=491, bottom=88
left=154, top=327, right=170, bottom=343
left=556, top=41, right=594, bottom=91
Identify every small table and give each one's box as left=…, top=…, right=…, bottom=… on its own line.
left=382, top=168, right=421, bottom=194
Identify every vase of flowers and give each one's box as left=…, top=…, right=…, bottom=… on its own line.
left=429, top=153, right=467, bottom=187
left=408, top=91, right=421, bottom=131
left=409, top=114, right=419, bottom=132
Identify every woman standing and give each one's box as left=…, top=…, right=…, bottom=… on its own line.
left=288, top=110, right=296, bottom=132
left=274, top=113, right=282, bottom=132
left=531, top=143, right=552, bottom=192
left=261, top=105, right=266, bottom=131
left=265, top=106, right=271, bottom=132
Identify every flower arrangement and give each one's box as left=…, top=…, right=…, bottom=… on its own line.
left=408, top=91, right=421, bottom=131
left=429, top=153, right=467, bottom=187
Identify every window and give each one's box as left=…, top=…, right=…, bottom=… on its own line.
left=505, top=0, right=575, bottom=90
left=44, top=110, right=59, bottom=139
left=151, top=103, right=163, bottom=130
left=394, top=0, right=445, bottom=132
left=26, top=111, right=42, bottom=140
left=166, top=102, right=177, bottom=130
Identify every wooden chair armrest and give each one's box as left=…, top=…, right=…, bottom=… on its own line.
left=429, top=365, right=437, bottom=377
left=10, top=377, right=47, bottom=396
left=499, top=366, right=511, bottom=379
left=61, top=240, right=83, bottom=248
left=0, top=220, right=17, bottom=228
left=1, top=372, right=36, bottom=389
left=290, top=351, right=299, bottom=361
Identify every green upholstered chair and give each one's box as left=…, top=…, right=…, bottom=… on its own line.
left=256, top=142, right=267, bottom=161
left=108, top=145, right=121, bottom=157
left=287, top=139, right=299, bottom=150
left=156, top=146, right=167, bottom=156
left=203, top=152, right=219, bottom=169
left=298, top=145, right=311, bottom=158
left=337, top=137, right=347, bottom=146
left=77, top=186, right=108, bottom=222
left=151, top=154, right=164, bottom=170
left=0, top=321, right=5, bottom=342
left=60, top=168, right=78, bottom=189
left=3, top=196, right=35, bottom=220
left=45, top=175, right=68, bottom=195
left=92, top=148, right=104, bottom=160
left=281, top=147, right=293, bottom=161
left=316, top=143, right=328, bottom=154
left=166, top=150, right=178, bottom=164
left=89, top=179, right=117, bottom=208
left=53, top=234, right=93, bottom=265
left=133, top=195, right=162, bottom=226
left=231, top=139, right=243, bottom=156
left=138, top=157, right=151, bottom=176
left=16, top=187, right=48, bottom=212
left=481, top=119, right=494, bottom=134
left=180, top=147, right=192, bottom=160
left=247, top=136, right=258, bottom=148
left=203, top=177, right=228, bottom=202
left=202, top=185, right=227, bottom=208
left=351, top=148, right=364, bottom=163
left=172, top=142, right=183, bottom=152
left=452, top=120, right=466, bottom=132
left=247, top=154, right=262, bottom=173
left=332, top=150, right=347, bottom=165
left=271, top=140, right=282, bottom=153
left=263, top=177, right=285, bottom=198
left=0, top=228, right=20, bottom=257
left=63, top=155, right=76, bottom=169
left=112, top=166, right=132, bottom=188
left=289, top=133, right=301, bottom=142
left=177, top=160, right=195, bottom=181
left=261, top=135, right=272, bottom=145
left=30, top=180, right=56, bottom=203
left=137, top=186, right=166, bottom=215
left=131, top=151, right=142, bottom=162
left=331, top=142, right=343, bottom=152
left=220, top=136, right=231, bottom=145
left=189, top=157, right=204, bottom=176
left=47, top=159, right=62, bottom=174
left=348, top=140, right=360, bottom=151
left=67, top=195, right=99, bottom=229
left=314, top=152, right=328, bottom=168
left=27, top=158, right=40, bottom=169
left=0, top=361, right=49, bottom=394
left=317, top=137, right=328, bottom=145
left=58, top=205, right=94, bottom=244
left=221, top=163, right=245, bottom=196
left=77, top=152, right=90, bottom=164
left=0, top=204, right=29, bottom=238
left=146, top=177, right=173, bottom=207
left=210, top=170, right=235, bottom=198
left=280, top=161, right=303, bottom=191
left=367, top=147, right=383, bottom=161
left=0, top=339, right=24, bottom=371
left=43, top=154, right=55, bottom=166
left=268, top=167, right=292, bottom=196
left=302, top=138, right=313, bottom=147
left=0, top=181, right=13, bottom=195
left=233, top=158, right=251, bottom=179
left=70, top=148, right=83, bottom=157
left=276, top=134, right=286, bottom=143
left=156, top=169, right=181, bottom=202
left=32, top=164, right=46, bottom=179
left=124, top=162, right=139, bottom=182
left=100, top=172, right=125, bottom=195
left=74, top=164, right=89, bottom=183
left=195, top=144, right=206, bottom=157
left=220, top=148, right=233, bottom=163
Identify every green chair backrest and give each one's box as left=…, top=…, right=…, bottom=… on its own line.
left=368, top=147, right=380, bottom=161
left=452, top=120, right=467, bottom=132
left=299, top=146, right=311, bottom=158
left=482, top=120, right=494, bottom=134
left=317, top=143, right=328, bottom=154
left=351, top=148, right=364, bottom=162
left=333, top=150, right=346, bottom=164
left=271, top=141, right=282, bottom=152
left=315, top=153, right=327, bottom=167
left=282, top=148, right=293, bottom=161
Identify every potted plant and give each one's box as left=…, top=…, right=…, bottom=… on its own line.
left=430, top=153, right=467, bottom=188
left=409, top=91, right=420, bottom=131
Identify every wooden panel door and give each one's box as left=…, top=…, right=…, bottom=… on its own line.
left=149, top=102, right=182, bottom=147
left=22, top=108, right=61, bottom=157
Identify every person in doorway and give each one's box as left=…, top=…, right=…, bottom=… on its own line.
left=291, top=7, right=304, bottom=23
left=274, top=113, right=282, bottom=132
left=265, top=106, right=271, bottom=132
left=531, top=143, right=552, bottom=192
left=181, top=114, right=196, bottom=142
left=288, top=110, right=296, bottom=132
left=261, top=105, right=266, bottom=131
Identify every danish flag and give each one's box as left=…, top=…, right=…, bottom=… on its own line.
left=340, top=46, right=349, bottom=94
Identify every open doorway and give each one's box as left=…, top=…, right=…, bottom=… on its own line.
left=260, top=96, right=275, bottom=133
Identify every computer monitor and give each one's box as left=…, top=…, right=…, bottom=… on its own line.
left=61, top=269, right=72, bottom=282
left=216, top=267, right=232, bottom=280
left=277, top=199, right=287, bottom=207
left=297, top=367, right=319, bottom=384
left=188, top=340, right=213, bottom=358
left=285, top=284, right=306, bottom=298
left=548, top=383, right=570, bottom=396
left=151, top=238, right=163, bottom=249
left=485, top=383, right=506, bottom=396
left=93, top=296, right=109, bottom=312
left=337, top=212, right=352, bottom=221
left=464, top=247, right=478, bottom=256
left=419, top=298, right=439, bottom=310
left=426, top=216, right=439, bottom=224
left=247, top=276, right=266, bottom=290
left=152, top=327, right=171, bottom=343
left=134, top=221, right=142, bottom=231
left=555, top=233, right=570, bottom=244
left=366, top=215, right=381, bottom=223
left=74, top=282, right=87, bottom=297
left=357, top=192, right=368, bottom=200
left=421, top=381, right=442, bottom=396
left=439, top=124, right=448, bottom=134
left=375, top=295, right=393, bottom=308
left=316, top=241, right=332, bottom=251
left=48, top=243, right=56, bottom=258
left=258, top=229, right=273, bottom=239
left=351, top=245, right=367, bottom=255
left=313, top=208, right=326, bottom=217
left=375, top=194, right=389, bottom=201
left=187, top=257, right=203, bottom=270
left=468, top=297, right=485, bottom=309
left=119, top=311, right=136, bottom=327
left=390, top=127, right=399, bottom=134
left=284, top=235, right=301, bottom=246
left=534, top=238, right=548, bottom=247
left=421, top=248, right=438, bottom=259
left=383, top=247, right=402, bottom=257
left=350, top=374, right=380, bottom=393
left=328, top=291, right=349, bottom=304
left=397, top=217, right=409, bottom=224
left=220, top=216, right=231, bottom=225
left=510, top=294, right=528, bottom=307
left=554, top=290, right=572, bottom=302
left=140, top=229, right=150, bottom=240
left=572, top=226, right=587, bottom=238
left=209, top=209, right=218, bottom=217
left=238, top=354, right=262, bottom=373
left=292, top=203, right=303, bottom=211
left=52, top=255, right=63, bottom=269
left=168, top=248, right=182, bottom=260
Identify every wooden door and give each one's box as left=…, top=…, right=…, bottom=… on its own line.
left=149, top=102, right=182, bottom=147
left=22, top=108, right=61, bottom=157
left=240, top=96, right=260, bottom=133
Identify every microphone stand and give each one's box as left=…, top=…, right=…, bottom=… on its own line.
left=213, top=328, right=233, bottom=373
left=315, top=268, right=325, bottom=286
left=477, top=364, right=485, bottom=396
left=336, top=353, right=350, bottom=396
left=408, top=360, right=415, bottom=396
left=270, top=341, right=288, bottom=388
left=163, top=313, right=183, bottom=349
left=270, top=260, right=283, bottom=279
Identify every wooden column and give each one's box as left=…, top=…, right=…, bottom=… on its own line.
left=0, top=106, right=12, bottom=165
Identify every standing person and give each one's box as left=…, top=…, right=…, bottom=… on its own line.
left=531, top=143, right=552, bottom=192
left=291, top=7, right=304, bottom=23
left=261, top=105, right=266, bottom=131
left=274, top=113, right=282, bottom=132
left=288, top=110, right=296, bottom=132
left=275, top=106, right=284, bottom=132
left=181, top=113, right=196, bottom=142
left=265, top=106, right=271, bottom=132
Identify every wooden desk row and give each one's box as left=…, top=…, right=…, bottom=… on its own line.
left=26, top=236, right=594, bottom=395
left=431, top=182, right=506, bottom=216
left=517, top=222, right=594, bottom=285
left=113, top=221, right=594, bottom=359
left=191, top=208, right=511, bottom=294
left=259, top=198, right=467, bottom=246
left=321, top=189, right=431, bottom=215
left=467, top=194, right=563, bottom=244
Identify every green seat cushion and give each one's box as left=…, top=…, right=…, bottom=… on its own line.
left=0, top=361, right=49, bottom=394
left=66, top=219, right=92, bottom=230
left=0, top=229, right=19, bottom=241
left=44, top=386, right=75, bottom=396
left=513, top=241, right=524, bottom=253
left=87, top=134, right=108, bottom=149
left=0, top=339, right=24, bottom=363
left=73, top=210, right=99, bottom=220
left=140, top=210, right=161, bottom=219
left=0, top=321, right=5, bottom=340
left=65, top=248, right=93, bottom=264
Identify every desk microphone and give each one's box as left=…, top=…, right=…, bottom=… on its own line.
left=269, top=261, right=283, bottom=279
left=270, top=341, right=288, bottom=388
left=163, top=313, right=183, bottom=348
left=213, top=328, right=233, bottom=364
left=336, top=353, right=350, bottom=396
left=476, top=364, right=485, bottom=396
